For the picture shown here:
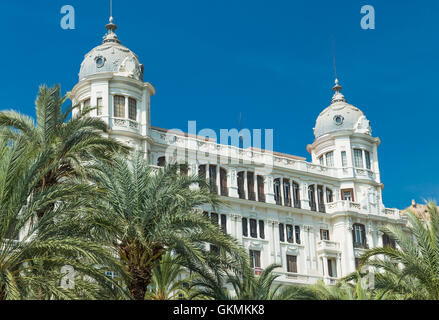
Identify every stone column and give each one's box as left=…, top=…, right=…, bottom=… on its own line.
left=336, top=253, right=342, bottom=278
left=265, top=175, right=275, bottom=204
left=301, top=183, right=310, bottom=210
left=229, top=168, right=238, bottom=198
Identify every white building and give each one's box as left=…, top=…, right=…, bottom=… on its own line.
left=70, top=18, right=405, bottom=285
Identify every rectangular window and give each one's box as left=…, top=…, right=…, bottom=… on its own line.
left=341, top=188, right=354, bottom=201
left=247, top=172, right=255, bottom=201
left=274, top=179, right=282, bottom=205
left=83, top=98, right=91, bottom=110
left=114, top=95, right=125, bottom=118
left=327, top=259, right=335, bottom=278
left=97, top=97, right=103, bottom=116
left=209, top=165, right=217, bottom=194
left=128, top=97, right=136, bottom=121
left=365, top=151, right=371, bottom=170
left=382, top=233, right=396, bottom=248
left=237, top=171, right=245, bottom=199
left=320, top=229, right=330, bottom=241
left=341, top=151, right=347, bottom=167
left=210, top=212, right=219, bottom=225
left=220, top=214, right=227, bottom=233
left=257, top=175, right=265, bottom=202
left=326, top=151, right=334, bottom=167
left=250, top=219, right=257, bottom=238
left=293, top=182, right=300, bottom=208
left=286, top=255, right=297, bottom=273
left=326, top=188, right=333, bottom=203
left=308, top=185, right=316, bottom=211
left=259, top=220, right=265, bottom=239
left=283, top=180, right=291, bottom=207
left=353, top=149, right=364, bottom=168
left=249, top=250, right=261, bottom=268
left=242, top=218, right=248, bottom=237
left=317, top=185, right=325, bottom=213
left=220, top=168, right=228, bottom=196
left=353, top=224, right=367, bottom=248
left=286, top=225, right=294, bottom=243
left=319, top=156, right=324, bottom=166
left=279, top=223, right=285, bottom=242
left=295, top=226, right=301, bottom=244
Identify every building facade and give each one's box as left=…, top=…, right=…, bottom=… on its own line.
left=69, top=18, right=405, bottom=285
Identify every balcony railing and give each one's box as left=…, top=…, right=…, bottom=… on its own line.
left=353, top=242, right=369, bottom=249
left=317, top=240, right=341, bottom=253
left=275, top=197, right=282, bottom=206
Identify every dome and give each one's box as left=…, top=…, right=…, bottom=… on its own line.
left=79, top=17, right=144, bottom=81
left=313, top=79, right=371, bottom=139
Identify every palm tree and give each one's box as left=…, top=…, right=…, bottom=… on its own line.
left=189, top=263, right=301, bottom=300
left=0, top=134, right=126, bottom=300
left=145, top=252, right=188, bottom=300
left=88, top=153, right=247, bottom=300
left=359, top=202, right=439, bottom=300
left=0, top=84, right=129, bottom=218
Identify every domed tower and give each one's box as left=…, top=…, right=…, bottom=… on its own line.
left=307, top=79, right=384, bottom=214
left=70, top=17, right=155, bottom=155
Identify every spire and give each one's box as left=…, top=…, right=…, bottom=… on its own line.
left=103, top=16, right=121, bottom=44
left=331, top=78, right=346, bottom=104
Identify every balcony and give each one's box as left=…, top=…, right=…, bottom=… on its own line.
left=325, top=200, right=361, bottom=214
left=111, top=117, right=139, bottom=131
left=317, top=240, right=341, bottom=254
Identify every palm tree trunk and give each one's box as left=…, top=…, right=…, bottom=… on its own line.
left=128, top=265, right=152, bottom=300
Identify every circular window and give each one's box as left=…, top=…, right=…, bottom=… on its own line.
left=95, top=56, right=106, bottom=68
left=334, top=115, right=344, bottom=126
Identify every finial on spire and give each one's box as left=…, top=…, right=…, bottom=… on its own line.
left=331, top=78, right=346, bottom=104
left=103, top=15, right=120, bottom=44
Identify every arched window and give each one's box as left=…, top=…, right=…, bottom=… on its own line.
left=292, top=181, right=300, bottom=208
left=220, top=168, right=228, bottom=196
left=317, top=185, right=325, bottom=213
left=128, top=97, right=137, bottom=121
left=157, top=156, right=166, bottom=167
left=247, top=172, right=255, bottom=201
left=283, top=179, right=291, bottom=207
left=209, top=165, right=217, bottom=194
left=114, top=95, right=125, bottom=118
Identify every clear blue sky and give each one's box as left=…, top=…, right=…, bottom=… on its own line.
left=0, top=0, right=438, bottom=209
